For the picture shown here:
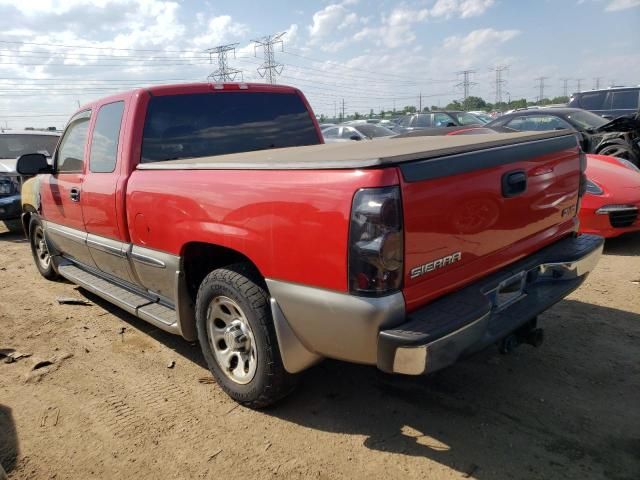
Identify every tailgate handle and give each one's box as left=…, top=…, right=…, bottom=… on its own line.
left=502, top=170, right=527, bottom=198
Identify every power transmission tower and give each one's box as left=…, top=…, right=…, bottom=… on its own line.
left=593, top=77, right=603, bottom=89
left=252, top=32, right=286, bottom=84
left=490, top=65, right=509, bottom=104
left=206, top=43, right=242, bottom=82
left=576, top=78, right=584, bottom=93
left=455, top=70, right=477, bottom=101
left=560, top=78, right=571, bottom=98
left=341, top=99, right=345, bottom=122
left=534, top=76, right=549, bottom=102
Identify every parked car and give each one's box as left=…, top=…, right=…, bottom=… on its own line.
left=0, top=130, right=60, bottom=232
left=423, top=126, right=640, bottom=238
left=394, top=111, right=484, bottom=133
left=467, top=111, right=492, bottom=123
left=568, top=86, right=640, bottom=119
left=322, top=123, right=395, bottom=142
left=580, top=154, right=640, bottom=238
left=19, top=82, right=602, bottom=408
left=486, top=107, right=640, bottom=165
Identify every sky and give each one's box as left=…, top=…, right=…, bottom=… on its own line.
left=0, top=0, right=638, bottom=128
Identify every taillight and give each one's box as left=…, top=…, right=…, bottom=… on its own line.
left=348, top=186, right=403, bottom=296
left=578, top=150, right=587, bottom=198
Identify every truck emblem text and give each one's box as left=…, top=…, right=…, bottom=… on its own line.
left=410, top=252, right=462, bottom=279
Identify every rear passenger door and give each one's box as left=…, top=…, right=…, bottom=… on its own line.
left=40, top=110, right=97, bottom=267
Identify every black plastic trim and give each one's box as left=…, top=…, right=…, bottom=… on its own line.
left=400, top=134, right=577, bottom=183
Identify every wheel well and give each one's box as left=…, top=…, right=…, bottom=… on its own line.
left=181, top=242, right=266, bottom=301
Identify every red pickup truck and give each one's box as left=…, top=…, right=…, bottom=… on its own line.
left=18, top=82, right=603, bottom=407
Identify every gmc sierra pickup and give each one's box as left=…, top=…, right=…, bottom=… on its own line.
left=17, top=82, right=603, bottom=407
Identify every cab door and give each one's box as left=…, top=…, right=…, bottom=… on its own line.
left=40, top=110, right=96, bottom=267
left=81, top=100, right=138, bottom=284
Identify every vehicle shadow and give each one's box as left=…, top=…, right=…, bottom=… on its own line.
left=0, top=405, right=19, bottom=476
left=264, top=299, right=640, bottom=480
left=603, top=231, right=640, bottom=257
left=74, top=288, right=209, bottom=370
left=0, top=228, right=27, bottom=243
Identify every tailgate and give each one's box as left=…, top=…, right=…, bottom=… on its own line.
left=399, top=133, right=581, bottom=312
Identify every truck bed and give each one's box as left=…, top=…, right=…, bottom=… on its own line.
left=137, top=130, right=575, bottom=171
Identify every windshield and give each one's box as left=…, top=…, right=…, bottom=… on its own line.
left=565, top=110, right=609, bottom=130
left=141, top=92, right=320, bottom=162
left=353, top=124, right=395, bottom=138
left=0, top=134, right=59, bottom=159
left=451, top=112, right=485, bottom=126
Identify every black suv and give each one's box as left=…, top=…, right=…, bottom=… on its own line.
left=568, top=87, right=639, bottom=119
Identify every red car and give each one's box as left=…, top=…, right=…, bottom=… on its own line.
left=580, top=154, right=640, bottom=238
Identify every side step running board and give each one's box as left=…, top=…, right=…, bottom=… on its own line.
left=57, top=263, right=179, bottom=334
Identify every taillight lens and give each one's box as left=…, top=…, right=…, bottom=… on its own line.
left=348, top=186, right=403, bottom=295
left=578, top=150, right=588, bottom=198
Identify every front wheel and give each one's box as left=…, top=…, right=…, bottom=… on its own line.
left=195, top=263, right=297, bottom=408
left=596, top=141, right=639, bottom=166
left=29, top=217, right=59, bottom=280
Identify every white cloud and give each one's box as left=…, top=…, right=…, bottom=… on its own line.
left=605, top=0, right=640, bottom=10
left=308, top=4, right=358, bottom=40
left=190, top=15, right=248, bottom=49
left=353, top=7, right=428, bottom=48
left=443, top=28, right=520, bottom=55
left=431, top=0, right=495, bottom=19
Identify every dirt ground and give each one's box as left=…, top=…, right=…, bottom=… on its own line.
left=0, top=225, right=638, bottom=480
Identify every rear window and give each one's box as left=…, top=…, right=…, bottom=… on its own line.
left=0, top=134, right=59, bottom=159
left=141, top=91, right=319, bottom=163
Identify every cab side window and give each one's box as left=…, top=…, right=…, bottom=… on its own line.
left=90, top=101, right=125, bottom=173
left=57, top=111, right=91, bottom=173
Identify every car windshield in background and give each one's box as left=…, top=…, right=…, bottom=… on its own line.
left=353, top=124, right=395, bottom=138
left=0, top=134, right=59, bottom=159
left=565, top=110, right=610, bottom=130
left=141, top=92, right=319, bottom=162
left=451, top=112, right=485, bottom=125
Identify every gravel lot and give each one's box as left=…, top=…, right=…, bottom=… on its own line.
left=1, top=224, right=638, bottom=480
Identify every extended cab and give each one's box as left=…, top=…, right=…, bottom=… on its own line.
left=18, top=83, right=603, bottom=407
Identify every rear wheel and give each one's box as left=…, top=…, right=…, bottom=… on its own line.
left=195, top=263, right=297, bottom=408
left=29, top=217, right=58, bottom=280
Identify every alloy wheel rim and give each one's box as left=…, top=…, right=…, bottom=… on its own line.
left=34, top=227, right=51, bottom=269
left=206, top=295, right=257, bottom=385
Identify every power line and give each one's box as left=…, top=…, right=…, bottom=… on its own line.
left=560, top=78, right=571, bottom=98
left=205, top=43, right=242, bottom=82
left=490, top=65, right=508, bottom=104
left=575, top=78, right=584, bottom=93
left=455, top=70, right=477, bottom=101
left=252, top=33, right=285, bottom=84
left=534, top=76, right=549, bottom=102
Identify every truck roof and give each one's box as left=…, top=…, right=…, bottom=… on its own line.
left=138, top=130, right=575, bottom=171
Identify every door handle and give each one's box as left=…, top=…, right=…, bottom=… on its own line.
left=70, top=187, right=81, bottom=202
left=502, top=170, right=527, bottom=197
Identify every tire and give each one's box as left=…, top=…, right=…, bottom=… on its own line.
left=596, top=141, right=640, bottom=166
left=29, top=217, right=59, bottom=280
left=195, top=263, right=297, bottom=408
left=2, top=219, right=23, bottom=234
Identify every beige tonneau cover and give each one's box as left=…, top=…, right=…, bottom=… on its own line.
left=137, top=130, right=575, bottom=171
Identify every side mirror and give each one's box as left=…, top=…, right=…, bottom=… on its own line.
left=16, top=153, right=52, bottom=176
left=350, top=135, right=362, bottom=141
